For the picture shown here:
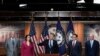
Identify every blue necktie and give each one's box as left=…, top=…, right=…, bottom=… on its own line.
left=50, top=40, right=51, bottom=48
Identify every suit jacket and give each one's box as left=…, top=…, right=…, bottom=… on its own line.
left=5, top=38, right=20, bottom=56
left=85, top=40, right=99, bottom=56
left=68, top=40, right=82, bottom=56
left=38, top=39, right=59, bottom=54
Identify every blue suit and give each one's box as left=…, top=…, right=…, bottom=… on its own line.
left=85, top=40, right=99, bottom=56
left=68, top=40, right=82, bottom=56
left=5, top=38, right=20, bottom=56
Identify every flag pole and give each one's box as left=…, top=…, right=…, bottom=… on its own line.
left=45, top=11, right=47, bottom=21
left=69, top=11, right=74, bottom=34
left=44, top=11, right=48, bottom=40
left=69, top=11, right=73, bottom=21
left=30, top=12, right=34, bottom=39
left=30, top=12, right=38, bottom=56
left=31, top=12, right=35, bottom=21
left=30, top=12, right=35, bottom=42
left=58, top=11, right=60, bottom=21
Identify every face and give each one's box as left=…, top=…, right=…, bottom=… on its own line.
left=89, top=34, right=94, bottom=40
left=49, top=33, right=54, bottom=40
left=11, top=32, right=15, bottom=38
left=72, top=35, right=77, bottom=40
left=26, top=35, right=31, bottom=41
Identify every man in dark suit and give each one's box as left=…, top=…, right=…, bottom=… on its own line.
left=67, top=34, right=82, bottom=56
left=85, top=34, right=99, bottom=56
left=38, top=33, right=59, bottom=54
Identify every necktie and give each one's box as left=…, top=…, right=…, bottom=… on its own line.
left=50, top=40, right=52, bottom=47
left=13, top=40, right=14, bottom=46
left=49, top=40, right=51, bottom=48
left=12, top=39, right=14, bottom=48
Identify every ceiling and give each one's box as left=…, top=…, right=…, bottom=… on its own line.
left=0, top=0, right=100, bottom=21
left=0, top=0, right=100, bottom=11
left=0, top=11, right=100, bottom=21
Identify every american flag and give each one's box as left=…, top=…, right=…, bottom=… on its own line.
left=40, top=20, right=49, bottom=53
left=29, top=21, right=44, bottom=56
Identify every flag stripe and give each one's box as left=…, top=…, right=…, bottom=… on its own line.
left=29, top=21, right=45, bottom=56
left=33, top=35, right=44, bottom=54
left=39, top=20, right=49, bottom=54
left=40, top=35, right=49, bottom=53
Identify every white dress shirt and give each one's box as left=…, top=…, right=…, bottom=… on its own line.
left=49, top=40, right=53, bottom=48
left=90, top=40, right=94, bottom=48
left=72, top=40, right=76, bottom=47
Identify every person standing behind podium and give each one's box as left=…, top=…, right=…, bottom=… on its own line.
left=67, top=34, right=82, bottom=56
left=21, top=35, right=35, bottom=56
left=85, top=34, right=99, bottom=56
left=38, top=33, right=59, bottom=54
left=5, top=32, right=19, bottom=56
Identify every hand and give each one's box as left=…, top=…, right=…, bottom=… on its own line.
left=37, top=40, right=40, bottom=44
left=37, top=42, right=39, bottom=44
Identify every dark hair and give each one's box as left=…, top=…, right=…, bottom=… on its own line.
left=25, top=35, right=32, bottom=43
left=73, top=34, right=78, bottom=37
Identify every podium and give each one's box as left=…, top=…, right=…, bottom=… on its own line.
left=39, top=53, right=59, bottom=56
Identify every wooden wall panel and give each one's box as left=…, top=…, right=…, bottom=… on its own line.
left=74, top=22, right=84, bottom=42
left=25, top=21, right=84, bottom=43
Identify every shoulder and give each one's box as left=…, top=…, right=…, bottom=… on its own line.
left=67, top=40, right=72, bottom=44
left=15, top=38, right=19, bottom=41
left=42, top=39, right=49, bottom=43
left=22, top=41, right=26, bottom=45
left=53, top=40, right=58, bottom=43
left=77, top=41, right=81, bottom=43
left=69, top=40, right=72, bottom=43
left=53, top=40, right=57, bottom=42
left=94, top=40, right=99, bottom=43
left=85, top=40, right=89, bottom=43
left=84, top=41, right=89, bottom=45
left=45, top=39, right=49, bottom=42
